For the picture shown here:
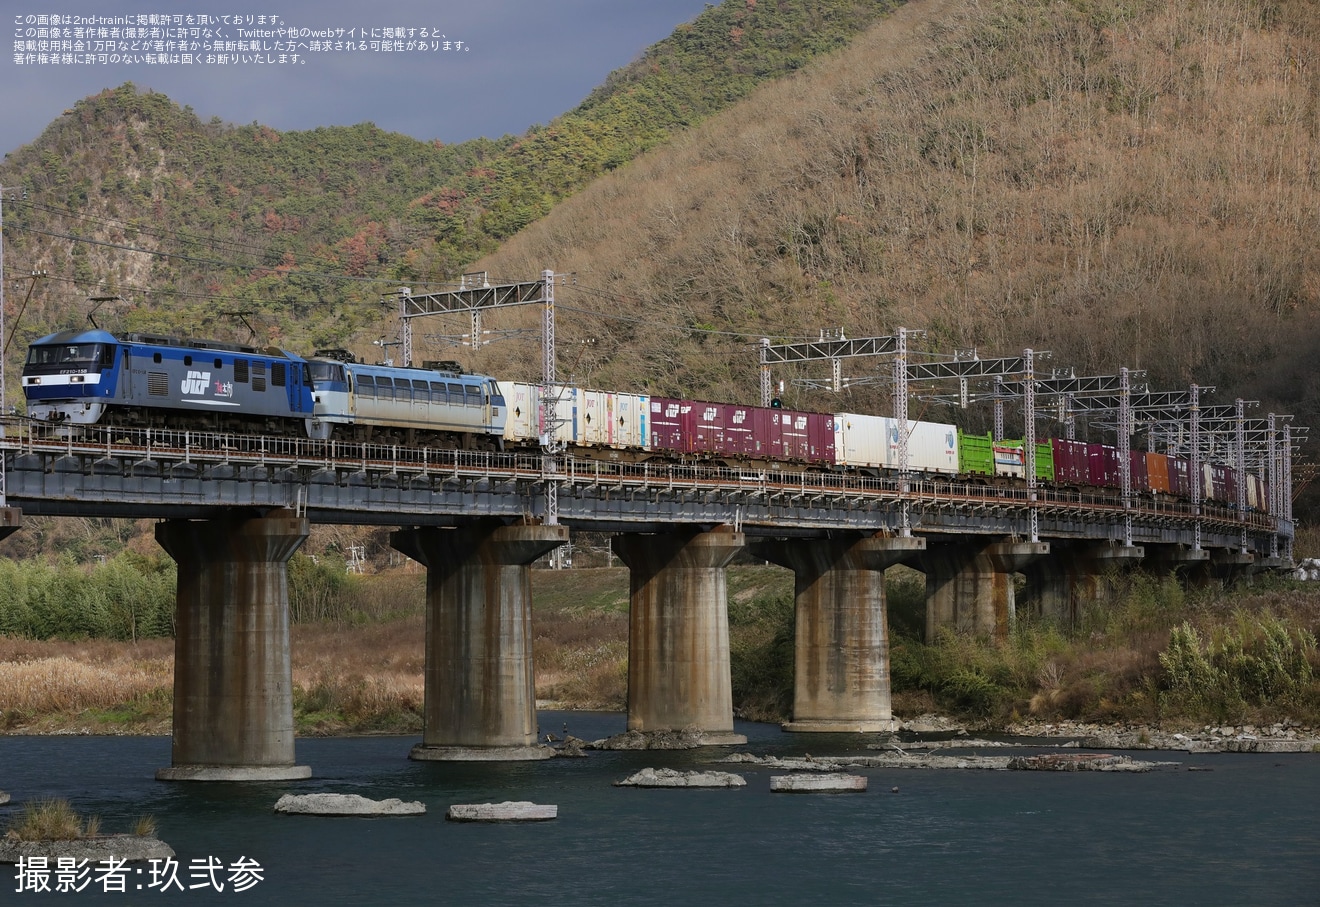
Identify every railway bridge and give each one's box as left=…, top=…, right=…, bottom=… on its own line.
left=0, top=420, right=1293, bottom=779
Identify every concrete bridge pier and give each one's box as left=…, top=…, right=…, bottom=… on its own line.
left=155, top=509, right=311, bottom=781
left=612, top=527, right=747, bottom=745
left=1207, top=548, right=1258, bottom=586
left=1143, top=544, right=1212, bottom=587
left=753, top=534, right=925, bottom=733
left=393, top=521, right=568, bottom=761
left=918, top=540, right=1049, bottom=641
left=0, top=507, right=21, bottom=543
left=1023, top=542, right=1144, bottom=626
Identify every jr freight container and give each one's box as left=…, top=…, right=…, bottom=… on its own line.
left=1146, top=452, right=1171, bottom=494
left=1129, top=450, right=1150, bottom=495
left=650, top=398, right=833, bottom=464
left=498, top=382, right=580, bottom=446
left=959, top=431, right=995, bottom=477
left=1168, top=456, right=1191, bottom=498
left=833, top=412, right=890, bottom=469
left=1052, top=438, right=1091, bottom=486
left=1087, top=443, right=1121, bottom=488
left=580, top=390, right=650, bottom=450
left=889, top=421, right=960, bottom=475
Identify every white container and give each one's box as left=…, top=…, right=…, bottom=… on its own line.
left=497, top=382, right=578, bottom=446
left=580, top=390, right=650, bottom=449
left=834, top=412, right=891, bottom=469
left=902, top=421, right=959, bottom=475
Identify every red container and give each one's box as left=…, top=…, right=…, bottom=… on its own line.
left=1167, top=457, right=1191, bottom=498
left=1051, top=438, right=1091, bottom=485
left=773, top=408, right=835, bottom=463
left=691, top=401, right=726, bottom=453
left=650, top=398, right=688, bottom=453
left=1129, top=450, right=1150, bottom=494
left=648, top=398, right=834, bottom=464
left=805, top=411, right=836, bottom=464
left=1218, top=465, right=1238, bottom=506
left=1087, top=443, right=1121, bottom=489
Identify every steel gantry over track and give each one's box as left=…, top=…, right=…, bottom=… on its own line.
left=758, top=332, right=1064, bottom=540
left=394, top=270, right=567, bottom=524
left=759, top=326, right=1303, bottom=554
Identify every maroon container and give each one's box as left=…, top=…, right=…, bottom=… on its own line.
left=1051, top=438, right=1090, bottom=485
left=1129, top=450, right=1150, bottom=494
left=1167, top=457, right=1191, bottom=498
left=1216, top=465, right=1238, bottom=507
left=690, top=400, right=725, bottom=453
left=1087, top=443, right=1121, bottom=488
left=805, top=411, right=836, bottom=464
left=648, top=397, right=833, bottom=463
left=650, top=397, right=688, bottom=453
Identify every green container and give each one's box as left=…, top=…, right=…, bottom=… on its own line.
left=958, top=430, right=995, bottom=477
left=996, top=438, right=1055, bottom=481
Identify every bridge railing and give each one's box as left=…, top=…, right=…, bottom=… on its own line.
left=3, top=417, right=1276, bottom=532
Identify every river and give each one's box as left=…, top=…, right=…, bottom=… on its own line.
left=2, top=712, right=1317, bottom=906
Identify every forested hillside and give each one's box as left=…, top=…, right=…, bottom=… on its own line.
left=0, top=0, right=897, bottom=362
left=469, top=0, right=1320, bottom=457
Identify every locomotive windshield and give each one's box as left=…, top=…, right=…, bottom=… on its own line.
left=307, top=360, right=346, bottom=385
left=26, top=343, right=106, bottom=368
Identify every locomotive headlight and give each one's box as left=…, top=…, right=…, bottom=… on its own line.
left=70, top=376, right=84, bottom=383
left=28, top=377, right=40, bottom=385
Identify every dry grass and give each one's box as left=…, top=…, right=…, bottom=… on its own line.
left=0, top=636, right=174, bottom=731
left=0, top=595, right=631, bottom=733
left=5, top=799, right=99, bottom=842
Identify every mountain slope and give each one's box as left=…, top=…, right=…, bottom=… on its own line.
left=0, top=0, right=900, bottom=363
left=464, top=0, right=1320, bottom=447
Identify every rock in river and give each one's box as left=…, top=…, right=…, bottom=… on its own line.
left=274, top=793, right=426, bottom=816
left=615, top=768, right=747, bottom=788
left=446, top=802, right=557, bottom=822
left=0, top=836, right=174, bottom=864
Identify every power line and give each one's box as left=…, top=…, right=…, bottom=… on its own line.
left=567, top=285, right=821, bottom=343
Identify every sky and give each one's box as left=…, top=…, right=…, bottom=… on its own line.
left=3, top=0, right=715, bottom=155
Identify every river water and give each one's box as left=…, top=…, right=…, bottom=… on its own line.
left=2, top=712, right=1317, bottom=906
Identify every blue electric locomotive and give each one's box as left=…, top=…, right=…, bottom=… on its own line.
left=23, top=329, right=316, bottom=435
left=307, top=351, right=507, bottom=448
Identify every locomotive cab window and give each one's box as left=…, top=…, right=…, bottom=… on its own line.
left=27, top=343, right=107, bottom=368
left=308, top=361, right=345, bottom=385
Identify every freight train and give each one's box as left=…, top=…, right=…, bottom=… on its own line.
left=20, top=329, right=1268, bottom=511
